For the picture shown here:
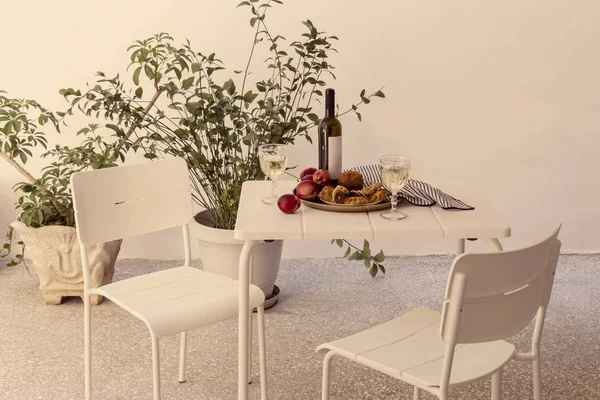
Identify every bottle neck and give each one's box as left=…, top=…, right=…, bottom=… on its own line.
left=325, top=90, right=335, bottom=118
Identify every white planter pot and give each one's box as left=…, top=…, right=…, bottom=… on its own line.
left=189, top=210, right=283, bottom=301
left=11, top=221, right=122, bottom=305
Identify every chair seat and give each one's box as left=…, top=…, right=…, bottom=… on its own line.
left=95, top=266, right=266, bottom=337
left=317, top=307, right=515, bottom=388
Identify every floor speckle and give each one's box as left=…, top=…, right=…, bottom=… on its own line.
left=1, top=254, right=598, bottom=399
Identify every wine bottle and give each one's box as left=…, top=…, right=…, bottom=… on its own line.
left=318, top=88, right=342, bottom=185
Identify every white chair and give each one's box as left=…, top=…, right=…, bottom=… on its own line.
left=317, top=224, right=562, bottom=400
left=71, top=157, right=268, bottom=400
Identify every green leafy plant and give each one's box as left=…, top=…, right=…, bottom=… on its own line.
left=56, top=0, right=388, bottom=275
left=333, top=239, right=386, bottom=278
left=0, top=91, right=129, bottom=267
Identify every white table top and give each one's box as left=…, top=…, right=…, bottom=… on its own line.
left=234, top=181, right=510, bottom=241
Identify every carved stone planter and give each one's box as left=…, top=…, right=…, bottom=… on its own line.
left=10, top=221, right=122, bottom=305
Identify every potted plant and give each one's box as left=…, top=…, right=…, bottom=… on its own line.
left=56, top=0, right=388, bottom=304
left=0, top=91, right=123, bottom=305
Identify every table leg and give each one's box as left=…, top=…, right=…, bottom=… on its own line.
left=484, top=238, right=504, bottom=252
left=248, top=250, right=254, bottom=384
left=239, top=240, right=257, bottom=400
left=456, top=238, right=465, bottom=255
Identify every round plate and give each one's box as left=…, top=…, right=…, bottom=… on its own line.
left=301, top=199, right=395, bottom=212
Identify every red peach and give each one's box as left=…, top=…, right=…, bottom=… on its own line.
left=313, top=169, right=331, bottom=186
left=277, top=194, right=301, bottom=214
left=300, top=167, right=318, bottom=179
left=295, top=180, right=320, bottom=201
left=301, top=174, right=314, bottom=182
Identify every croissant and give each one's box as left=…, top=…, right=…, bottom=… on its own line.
left=360, top=182, right=383, bottom=197
left=344, top=196, right=370, bottom=205
left=368, top=189, right=389, bottom=204
left=349, top=190, right=367, bottom=198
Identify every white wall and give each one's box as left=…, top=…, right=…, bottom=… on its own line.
left=1, top=0, right=599, bottom=260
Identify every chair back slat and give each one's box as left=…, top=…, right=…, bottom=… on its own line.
left=71, top=158, right=192, bottom=245
left=440, top=224, right=562, bottom=344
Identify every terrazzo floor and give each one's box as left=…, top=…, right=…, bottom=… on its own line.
left=1, top=254, right=599, bottom=400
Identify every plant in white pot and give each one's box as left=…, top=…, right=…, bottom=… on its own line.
left=57, top=0, right=387, bottom=305
left=0, top=91, right=124, bottom=305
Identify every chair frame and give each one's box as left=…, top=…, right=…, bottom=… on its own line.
left=321, top=224, right=561, bottom=400
left=72, top=158, right=268, bottom=400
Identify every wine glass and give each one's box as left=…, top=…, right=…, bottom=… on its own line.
left=258, top=144, right=288, bottom=204
left=379, top=154, right=411, bottom=220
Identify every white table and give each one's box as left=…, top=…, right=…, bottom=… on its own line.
left=234, top=180, right=511, bottom=400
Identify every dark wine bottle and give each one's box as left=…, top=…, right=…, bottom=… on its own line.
left=318, top=88, right=342, bottom=186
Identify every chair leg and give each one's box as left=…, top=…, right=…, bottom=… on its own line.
left=151, top=334, right=161, bottom=400
left=492, top=368, right=503, bottom=400
left=439, top=389, right=449, bottom=400
left=533, top=355, right=542, bottom=400
left=84, top=293, right=92, bottom=400
left=322, top=352, right=335, bottom=400
left=178, top=332, right=187, bottom=383
left=414, top=387, right=421, bottom=400
left=257, top=305, right=268, bottom=400
left=248, top=308, right=253, bottom=384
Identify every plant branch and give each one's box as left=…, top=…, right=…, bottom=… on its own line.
left=0, top=152, right=66, bottom=217
left=112, top=88, right=164, bottom=158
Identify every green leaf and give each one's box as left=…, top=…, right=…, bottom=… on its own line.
left=363, top=239, right=370, bottom=252
left=364, top=259, right=371, bottom=268
left=369, top=264, right=378, bottom=277
left=335, top=239, right=343, bottom=248
left=237, top=1, right=251, bottom=7
left=135, top=87, right=143, bottom=99
left=144, top=65, right=154, bottom=80
left=374, top=90, right=385, bottom=98
left=347, top=251, right=359, bottom=261
left=182, top=76, right=194, bottom=90
left=223, top=79, right=236, bottom=95
left=191, top=62, right=202, bottom=73
left=250, top=17, right=258, bottom=27
left=307, top=113, right=320, bottom=123
left=344, top=247, right=351, bottom=258
left=243, top=90, right=258, bottom=103
left=330, top=239, right=335, bottom=244
left=35, top=209, right=43, bottom=226
left=105, top=124, right=125, bottom=137
left=133, top=66, right=142, bottom=86
left=378, top=264, right=386, bottom=274
left=374, top=250, right=385, bottom=263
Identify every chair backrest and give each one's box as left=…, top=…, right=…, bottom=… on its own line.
left=440, top=223, right=562, bottom=344
left=71, top=157, right=192, bottom=245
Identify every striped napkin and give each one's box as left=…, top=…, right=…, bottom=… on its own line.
left=348, top=165, right=474, bottom=210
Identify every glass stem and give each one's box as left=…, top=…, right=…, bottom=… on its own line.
left=271, top=178, right=278, bottom=199
left=390, top=191, right=398, bottom=212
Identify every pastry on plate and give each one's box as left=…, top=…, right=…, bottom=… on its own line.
left=318, top=185, right=335, bottom=203
left=349, top=189, right=367, bottom=198
left=368, top=189, right=389, bottom=204
left=360, top=182, right=383, bottom=197
left=338, top=170, right=364, bottom=191
left=332, top=185, right=349, bottom=204
left=344, top=196, right=370, bottom=205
